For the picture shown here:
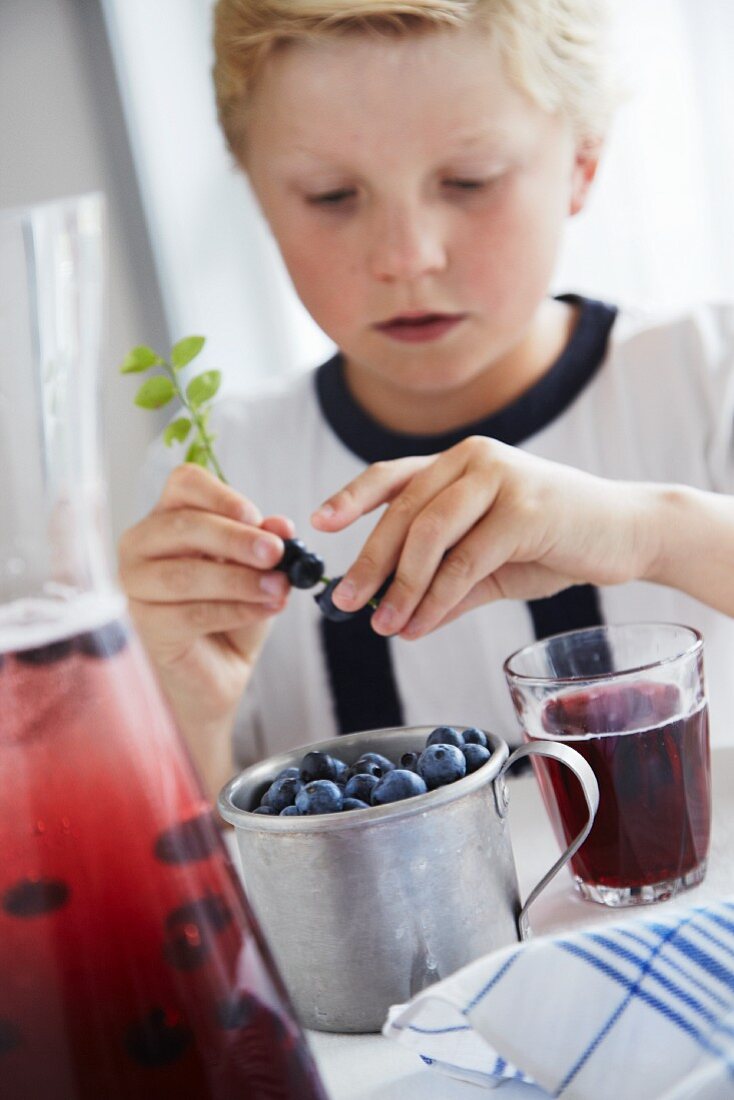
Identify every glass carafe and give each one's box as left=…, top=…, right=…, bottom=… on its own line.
left=0, top=193, right=327, bottom=1100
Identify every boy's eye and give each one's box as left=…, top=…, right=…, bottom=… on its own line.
left=444, top=178, right=488, bottom=192
left=307, top=188, right=357, bottom=206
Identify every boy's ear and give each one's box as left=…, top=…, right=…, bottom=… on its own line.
left=569, top=137, right=603, bottom=216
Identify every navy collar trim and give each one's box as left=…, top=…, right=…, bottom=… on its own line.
left=315, top=294, right=617, bottom=464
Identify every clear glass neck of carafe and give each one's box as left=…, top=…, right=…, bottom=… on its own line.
left=0, top=192, right=122, bottom=648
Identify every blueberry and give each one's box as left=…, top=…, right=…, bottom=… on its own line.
left=275, top=766, right=300, bottom=781
left=253, top=805, right=275, bottom=815
left=417, top=744, right=467, bottom=789
left=462, top=743, right=491, bottom=774
left=462, top=727, right=488, bottom=748
left=349, top=752, right=395, bottom=779
left=371, top=769, right=428, bottom=804
left=274, top=538, right=325, bottom=588
left=216, top=992, right=257, bottom=1030
left=332, top=757, right=350, bottom=784
left=279, top=805, right=301, bottom=816
left=426, top=726, right=464, bottom=749
left=275, top=538, right=307, bottom=574
left=341, top=797, right=370, bottom=811
left=348, top=760, right=380, bottom=779
left=154, top=813, right=219, bottom=863
left=178, top=893, right=232, bottom=933
left=2, top=877, right=70, bottom=918
left=163, top=905, right=212, bottom=970
left=299, top=750, right=342, bottom=783
left=124, top=1007, right=192, bottom=1067
left=264, top=774, right=304, bottom=813
left=344, top=772, right=380, bottom=803
left=288, top=552, right=325, bottom=589
left=314, top=577, right=357, bottom=622
left=400, top=751, right=420, bottom=772
left=295, top=779, right=344, bottom=814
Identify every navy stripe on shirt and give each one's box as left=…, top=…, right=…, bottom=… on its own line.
left=320, top=613, right=405, bottom=735
left=316, top=294, right=617, bottom=462
left=314, top=295, right=617, bottom=735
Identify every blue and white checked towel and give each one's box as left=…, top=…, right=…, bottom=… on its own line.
left=384, top=896, right=734, bottom=1099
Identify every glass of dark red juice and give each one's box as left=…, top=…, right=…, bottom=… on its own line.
left=503, top=623, right=711, bottom=907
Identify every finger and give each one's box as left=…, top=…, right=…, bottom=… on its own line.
left=334, top=454, right=490, bottom=617
left=120, top=509, right=286, bottom=572
left=310, top=456, right=431, bottom=531
left=124, top=556, right=290, bottom=606
left=435, top=573, right=507, bottom=627
left=368, top=472, right=499, bottom=635
left=129, top=596, right=284, bottom=645
left=396, top=507, right=525, bottom=639
left=156, top=463, right=262, bottom=525
left=406, top=562, right=575, bottom=638
left=261, top=514, right=296, bottom=540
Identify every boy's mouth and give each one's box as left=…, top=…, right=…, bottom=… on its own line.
left=374, top=311, right=467, bottom=343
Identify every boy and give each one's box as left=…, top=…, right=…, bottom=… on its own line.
left=120, top=0, right=734, bottom=799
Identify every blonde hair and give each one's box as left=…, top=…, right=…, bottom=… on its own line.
left=213, top=0, right=619, bottom=159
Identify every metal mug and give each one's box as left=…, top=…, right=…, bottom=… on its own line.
left=219, top=725, right=599, bottom=1032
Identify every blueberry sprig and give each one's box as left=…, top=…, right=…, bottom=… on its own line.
left=120, top=337, right=386, bottom=620
left=120, top=336, right=227, bottom=482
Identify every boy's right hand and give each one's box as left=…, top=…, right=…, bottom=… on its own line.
left=118, top=464, right=292, bottom=757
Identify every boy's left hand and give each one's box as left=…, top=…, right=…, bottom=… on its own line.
left=311, top=436, right=659, bottom=639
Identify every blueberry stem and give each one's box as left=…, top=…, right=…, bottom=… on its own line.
left=164, top=363, right=228, bottom=483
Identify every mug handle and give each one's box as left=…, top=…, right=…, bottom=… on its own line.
left=497, top=742, right=600, bottom=941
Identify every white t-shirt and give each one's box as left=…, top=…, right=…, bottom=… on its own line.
left=140, top=296, right=734, bottom=762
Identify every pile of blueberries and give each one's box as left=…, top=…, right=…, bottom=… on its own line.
left=275, top=537, right=390, bottom=623
left=250, top=725, right=492, bottom=817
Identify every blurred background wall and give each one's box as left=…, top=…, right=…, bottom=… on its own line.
left=0, top=0, right=169, bottom=540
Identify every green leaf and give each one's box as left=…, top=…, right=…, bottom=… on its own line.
left=163, top=416, right=192, bottom=447
left=186, top=370, right=221, bottom=410
left=120, top=345, right=164, bottom=374
left=134, top=376, right=176, bottom=409
left=185, top=442, right=209, bottom=468
left=171, top=335, right=206, bottom=370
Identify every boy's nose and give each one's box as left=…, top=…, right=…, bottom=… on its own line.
left=368, top=204, right=447, bottom=282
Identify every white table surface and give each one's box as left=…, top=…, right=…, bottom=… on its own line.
left=300, top=747, right=734, bottom=1100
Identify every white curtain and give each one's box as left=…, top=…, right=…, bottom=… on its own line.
left=102, top=0, right=734, bottom=390
left=554, top=0, right=734, bottom=310
left=100, top=0, right=334, bottom=391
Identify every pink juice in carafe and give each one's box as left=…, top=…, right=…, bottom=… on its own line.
left=0, top=607, right=327, bottom=1100
left=529, top=679, right=711, bottom=890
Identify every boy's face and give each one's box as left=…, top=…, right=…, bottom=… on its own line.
left=244, top=26, right=597, bottom=417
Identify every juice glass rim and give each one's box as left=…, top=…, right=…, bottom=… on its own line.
left=503, top=621, right=703, bottom=687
